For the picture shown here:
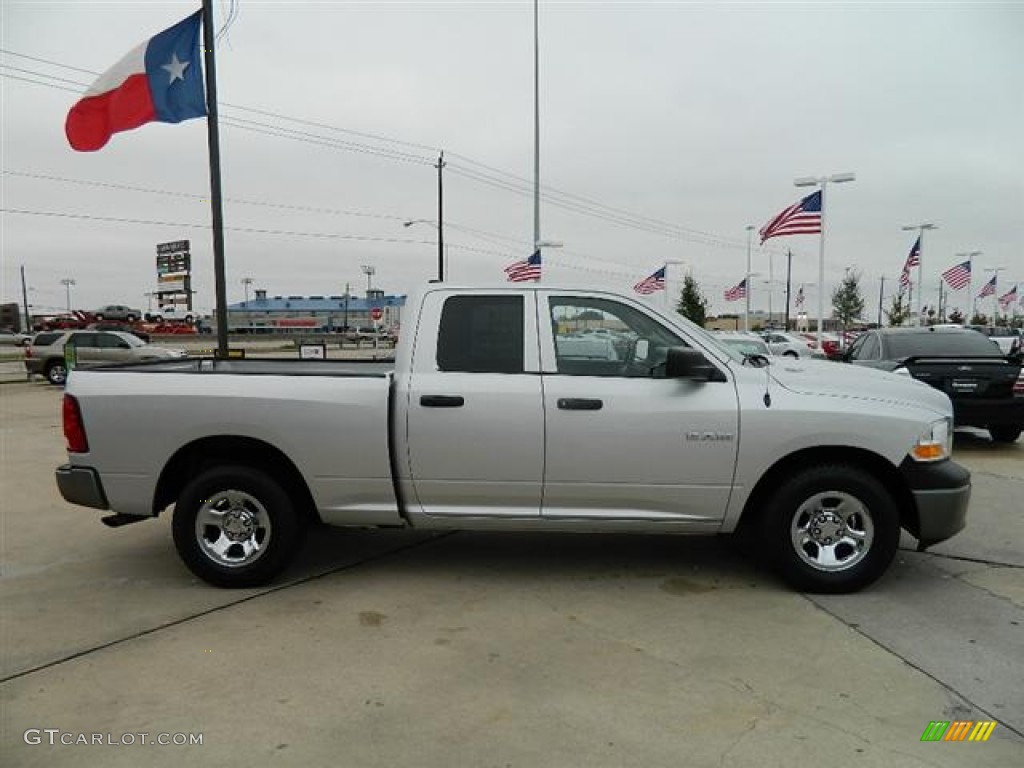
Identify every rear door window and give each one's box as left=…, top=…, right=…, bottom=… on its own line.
left=436, top=295, right=524, bottom=374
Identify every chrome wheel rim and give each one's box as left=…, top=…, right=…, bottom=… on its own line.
left=790, top=491, right=874, bottom=572
left=194, top=489, right=272, bottom=569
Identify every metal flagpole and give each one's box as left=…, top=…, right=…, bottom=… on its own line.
left=744, top=226, right=753, bottom=332
left=533, top=0, right=540, bottom=253
left=901, top=223, right=936, bottom=326
left=436, top=151, right=445, bottom=281
left=201, top=0, right=229, bottom=358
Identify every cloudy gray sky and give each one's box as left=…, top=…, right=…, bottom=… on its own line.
left=2, top=1, right=1022, bottom=321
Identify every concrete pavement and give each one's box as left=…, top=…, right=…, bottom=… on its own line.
left=2, top=382, right=1022, bottom=766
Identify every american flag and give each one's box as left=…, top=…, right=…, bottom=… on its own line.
left=977, top=276, right=997, bottom=298
left=724, top=278, right=747, bottom=302
left=795, top=285, right=805, bottom=310
left=998, top=285, right=1018, bottom=309
left=633, top=266, right=666, bottom=295
left=941, top=259, right=971, bottom=291
left=504, top=250, right=541, bottom=282
left=759, top=191, right=822, bottom=243
left=899, top=237, right=921, bottom=288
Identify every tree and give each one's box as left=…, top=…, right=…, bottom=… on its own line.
left=832, top=270, right=865, bottom=332
left=885, top=291, right=912, bottom=327
left=948, top=308, right=964, bottom=325
left=676, top=273, right=709, bottom=327
left=970, top=311, right=988, bottom=325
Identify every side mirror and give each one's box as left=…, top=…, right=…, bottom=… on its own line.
left=665, top=347, right=726, bottom=382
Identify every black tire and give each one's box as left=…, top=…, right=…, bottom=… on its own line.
left=760, top=464, right=900, bottom=593
left=988, top=425, right=1022, bottom=443
left=172, top=465, right=306, bottom=587
left=95, top=313, right=105, bottom=320
left=152, top=315, right=163, bottom=323
left=45, top=359, right=68, bottom=386
left=126, top=314, right=138, bottom=322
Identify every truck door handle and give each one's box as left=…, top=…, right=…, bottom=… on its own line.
left=420, top=395, right=465, bottom=408
left=557, top=398, right=603, bottom=411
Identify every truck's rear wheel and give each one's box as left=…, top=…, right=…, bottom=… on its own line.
left=172, top=465, right=305, bottom=587
left=761, top=464, right=899, bottom=593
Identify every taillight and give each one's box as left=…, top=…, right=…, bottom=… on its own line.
left=1015, top=372, right=1024, bottom=396
left=63, top=394, right=89, bottom=453
left=24, top=346, right=32, bottom=358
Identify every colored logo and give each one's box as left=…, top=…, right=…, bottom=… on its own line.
left=921, top=721, right=997, bottom=742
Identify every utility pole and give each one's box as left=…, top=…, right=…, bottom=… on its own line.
left=436, top=151, right=445, bottom=281
left=21, top=265, right=31, bottom=332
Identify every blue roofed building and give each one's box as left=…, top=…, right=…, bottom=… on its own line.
left=226, top=289, right=406, bottom=333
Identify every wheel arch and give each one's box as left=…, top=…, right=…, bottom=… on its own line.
left=153, top=436, right=319, bottom=524
left=738, top=446, right=917, bottom=537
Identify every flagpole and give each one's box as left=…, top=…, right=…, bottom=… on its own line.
left=532, top=0, right=540, bottom=254
left=201, top=0, right=229, bottom=358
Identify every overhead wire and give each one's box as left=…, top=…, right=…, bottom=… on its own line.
left=1, top=46, right=803, bottom=280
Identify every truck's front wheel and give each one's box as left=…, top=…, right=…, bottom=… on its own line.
left=761, top=465, right=899, bottom=593
left=172, top=466, right=305, bottom=587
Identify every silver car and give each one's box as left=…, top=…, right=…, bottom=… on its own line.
left=759, top=330, right=825, bottom=359
left=25, top=330, right=187, bottom=386
left=0, top=328, right=31, bottom=346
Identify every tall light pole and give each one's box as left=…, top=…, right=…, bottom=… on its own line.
left=361, top=265, right=375, bottom=296
left=901, top=222, right=937, bottom=326
left=956, top=250, right=982, bottom=321
left=404, top=219, right=448, bottom=281
left=60, top=277, right=76, bottom=312
left=744, top=225, right=754, bottom=332
left=241, top=277, right=253, bottom=306
left=794, top=172, right=856, bottom=350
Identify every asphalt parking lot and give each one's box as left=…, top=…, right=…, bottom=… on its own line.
left=1, top=378, right=1022, bottom=766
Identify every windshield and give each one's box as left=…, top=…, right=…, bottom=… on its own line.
left=113, top=332, right=146, bottom=348
left=887, top=332, right=1001, bottom=358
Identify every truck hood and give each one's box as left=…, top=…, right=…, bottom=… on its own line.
left=765, top=357, right=951, bottom=417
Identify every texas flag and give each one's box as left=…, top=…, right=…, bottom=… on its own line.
left=65, top=11, right=206, bottom=151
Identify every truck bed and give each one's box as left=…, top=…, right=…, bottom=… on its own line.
left=78, top=357, right=396, bottom=377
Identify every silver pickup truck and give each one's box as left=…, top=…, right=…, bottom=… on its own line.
left=57, top=285, right=971, bottom=593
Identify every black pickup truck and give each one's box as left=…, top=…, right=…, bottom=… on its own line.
left=846, top=327, right=1024, bottom=443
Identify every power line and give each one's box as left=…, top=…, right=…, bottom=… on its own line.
left=0, top=46, right=788, bottom=257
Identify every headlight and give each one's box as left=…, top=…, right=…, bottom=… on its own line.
left=910, top=418, right=952, bottom=462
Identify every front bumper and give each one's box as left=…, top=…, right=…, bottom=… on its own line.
left=56, top=464, right=109, bottom=510
left=900, top=458, right=971, bottom=549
